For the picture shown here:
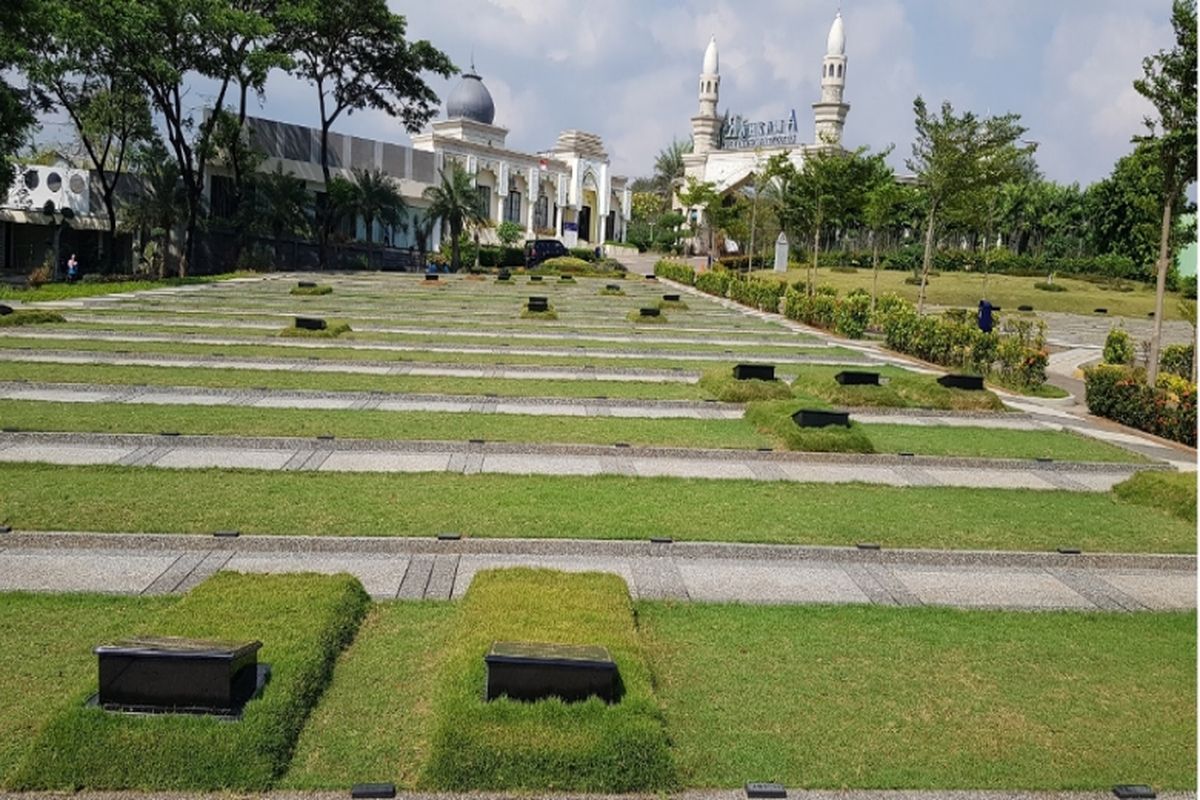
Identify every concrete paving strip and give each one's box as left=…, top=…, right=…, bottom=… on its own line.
left=1, top=532, right=1192, bottom=609
left=0, top=381, right=746, bottom=420
left=0, top=348, right=702, bottom=383
left=0, top=791, right=1192, bottom=800
left=0, top=431, right=1162, bottom=490
left=2, top=328, right=865, bottom=367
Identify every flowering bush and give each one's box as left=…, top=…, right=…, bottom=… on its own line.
left=1103, top=327, right=1135, bottom=365
left=1085, top=364, right=1196, bottom=446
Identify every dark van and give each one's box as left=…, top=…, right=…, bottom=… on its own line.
left=524, top=239, right=569, bottom=268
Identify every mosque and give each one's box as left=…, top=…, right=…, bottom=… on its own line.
left=677, top=12, right=850, bottom=230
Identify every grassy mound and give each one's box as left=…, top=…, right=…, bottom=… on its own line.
left=520, top=307, right=559, bottom=320
left=627, top=309, right=668, bottom=324
left=289, top=285, right=332, bottom=296
left=745, top=400, right=874, bottom=453
left=280, top=320, right=352, bottom=338
left=0, top=309, right=66, bottom=326
left=422, top=569, right=674, bottom=792
left=699, top=367, right=794, bottom=402
left=1113, top=471, right=1197, bottom=523
left=1034, top=281, right=1068, bottom=292
left=599, top=287, right=625, bottom=297
left=791, top=365, right=1006, bottom=411
left=12, top=572, right=369, bottom=791
left=657, top=299, right=689, bottom=310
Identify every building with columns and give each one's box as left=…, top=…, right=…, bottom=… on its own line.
left=412, top=66, right=630, bottom=249
left=678, top=12, right=850, bottom=236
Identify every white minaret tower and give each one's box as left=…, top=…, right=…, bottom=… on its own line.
left=691, top=35, right=721, bottom=155
left=812, top=12, right=850, bottom=147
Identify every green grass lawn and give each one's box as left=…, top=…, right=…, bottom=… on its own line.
left=0, top=592, right=172, bottom=785
left=0, top=310, right=66, bottom=326
left=1113, top=470, right=1198, bottom=522
left=11, top=572, right=369, bottom=791
left=0, top=464, right=1191, bottom=552
left=641, top=603, right=1195, bottom=789
left=0, top=361, right=709, bottom=401
left=753, top=267, right=1183, bottom=319
left=284, top=602, right=456, bottom=790
left=0, top=274, right=239, bottom=301
left=419, top=569, right=673, bottom=791
left=790, top=364, right=1006, bottom=410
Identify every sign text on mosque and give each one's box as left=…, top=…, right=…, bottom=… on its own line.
left=722, top=109, right=799, bottom=149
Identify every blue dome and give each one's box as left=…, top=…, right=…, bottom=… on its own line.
left=446, top=71, right=495, bottom=124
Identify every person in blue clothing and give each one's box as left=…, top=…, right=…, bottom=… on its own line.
left=66, top=253, right=79, bottom=283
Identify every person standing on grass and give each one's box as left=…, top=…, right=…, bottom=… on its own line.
left=66, top=253, right=79, bottom=283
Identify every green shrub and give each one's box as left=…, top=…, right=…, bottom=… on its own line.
left=12, top=572, right=370, bottom=790
left=536, top=256, right=591, bottom=274
left=289, top=285, right=332, bottom=296
left=0, top=309, right=66, bottom=326
left=1113, top=471, right=1197, bottom=523
left=1084, top=364, right=1196, bottom=446
left=1161, top=344, right=1194, bottom=379
left=627, top=309, right=667, bottom=324
left=569, top=246, right=600, bottom=262
left=280, top=320, right=352, bottom=338
left=744, top=400, right=874, bottom=453
left=653, top=260, right=695, bottom=285
left=698, top=367, right=793, bottom=402
left=421, top=569, right=675, bottom=792
left=1103, top=327, right=1135, bottom=365
left=727, top=277, right=785, bottom=312
left=1033, top=280, right=1067, bottom=292
left=833, top=290, right=872, bottom=338
left=496, top=220, right=524, bottom=247
left=598, top=286, right=625, bottom=297
left=694, top=269, right=731, bottom=296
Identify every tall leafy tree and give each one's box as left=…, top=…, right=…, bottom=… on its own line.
left=209, top=107, right=268, bottom=267
left=676, top=177, right=722, bottom=259
left=0, top=0, right=40, bottom=197
left=863, top=174, right=911, bottom=308
left=423, top=163, right=487, bottom=271
left=278, top=0, right=453, bottom=268
left=122, top=141, right=187, bottom=278
left=1133, top=0, right=1197, bottom=381
left=906, top=97, right=1033, bottom=312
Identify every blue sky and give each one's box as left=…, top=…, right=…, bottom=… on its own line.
left=35, top=0, right=1179, bottom=187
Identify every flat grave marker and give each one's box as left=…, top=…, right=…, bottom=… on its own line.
left=937, top=374, right=985, bottom=391
left=792, top=409, right=851, bottom=428
left=485, top=641, right=617, bottom=703
left=733, top=363, right=775, bottom=381
left=834, top=370, right=880, bottom=386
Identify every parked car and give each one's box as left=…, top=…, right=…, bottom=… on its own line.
left=523, top=239, right=569, bottom=268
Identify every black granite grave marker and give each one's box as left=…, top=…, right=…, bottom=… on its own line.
left=733, top=363, right=775, bottom=381
left=424, top=273, right=439, bottom=281
left=639, top=307, right=661, bottom=317
left=0, top=304, right=12, bottom=315
left=527, top=297, right=549, bottom=313
left=1018, top=304, right=1034, bottom=311
left=1094, top=308, right=1107, bottom=314
left=95, top=636, right=264, bottom=715
left=662, top=293, right=681, bottom=302
left=484, top=641, right=617, bottom=703
left=834, top=370, right=880, bottom=386
left=530, top=275, right=543, bottom=282
left=1112, top=786, right=1156, bottom=799
left=792, top=409, right=851, bottom=428
left=745, top=782, right=788, bottom=798
left=351, top=783, right=397, bottom=799
left=605, top=284, right=621, bottom=291
left=297, top=281, right=317, bottom=288
left=937, top=374, right=985, bottom=391
left=295, top=317, right=326, bottom=331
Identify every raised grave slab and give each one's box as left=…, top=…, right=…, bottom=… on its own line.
left=792, top=409, right=851, bottom=428
left=94, top=636, right=265, bottom=715
left=733, top=363, right=775, bottom=381
left=485, top=641, right=617, bottom=703
left=834, top=370, right=880, bottom=386
left=937, top=374, right=985, bottom=391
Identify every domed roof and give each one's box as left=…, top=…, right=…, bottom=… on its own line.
left=446, top=69, right=495, bottom=125
left=702, top=35, right=719, bottom=74
left=826, top=12, right=845, bottom=56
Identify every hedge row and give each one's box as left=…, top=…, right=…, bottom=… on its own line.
left=784, top=285, right=872, bottom=338
left=1085, top=365, right=1197, bottom=446
left=653, top=260, right=695, bottom=285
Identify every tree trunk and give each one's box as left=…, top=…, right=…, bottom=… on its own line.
left=1147, top=195, right=1173, bottom=383
left=810, top=226, right=820, bottom=296
left=449, top=219, right=461, bottom=270
left=917, top=204, right=937, bottom=314
left=871, top=231, right=879, bottom=312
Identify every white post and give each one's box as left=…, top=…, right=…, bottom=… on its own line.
left=774, top=232, right=789, bottom=273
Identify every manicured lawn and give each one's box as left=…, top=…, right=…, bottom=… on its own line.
left=284, top=602, right=456, bottom=790
left=753, top=267, right=1182, bottom=319
left=420, top=569, right=673, bottom=791
left=0, top=592, right=172, bottom=786
left=640, top=603, right=1196, bottom=789
left=0, top=274, right=238, bottom=301
left=11, top=572, right=369, bottom=790
left=0, top=361, right=709, bottom=401
left=1113, top=470, right=1197, bottom=522
left=790, top=364, right=1006, bottom=410
left=0, top=464, right=1191, bottom=552
left=0, top=400, right=774, bottom=450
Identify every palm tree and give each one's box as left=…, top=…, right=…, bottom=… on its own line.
left=350, top=168, right=407, bottom=266
left=255, top=164, right=311, bottom=269
left=653, top=138, right=693, bottom=198
left=122, top=142, right=187, bottom=278
left=422, top=163, right=487, bottom=271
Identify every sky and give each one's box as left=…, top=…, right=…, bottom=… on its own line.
left=32, top=0, right=1180, bottom=187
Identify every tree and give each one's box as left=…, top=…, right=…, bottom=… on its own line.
left=278, top=0, right=453, bottom=269
left=906, top=97, right=1034, bottom=312
left=423, top=163, right=487, bottom=271
left=863, top=175, right=908, bottom=309
left=209, top=107, right=267, bottom=268
left=122, top=141, right=187, bottom=278
left=1133, top=0, right=1197, bottom=381
left=496, top=220, right=523, bottom=247
left=254, top=163, right=310, bottom=269
left=676, top=177, right=721, bottom=259
left=0, top=0, right=40, bottom=197
left=1086, top=143, right=1177, bottom=269
left=652, top=138, right=692, bottom=198
left=348, top=167, right=407, bottom=265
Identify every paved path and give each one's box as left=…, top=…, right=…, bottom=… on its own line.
left=0, top=431, right=1157, bottom=490
left=0, top=532, right=1191, bottom=611
left=0, top=328, right=875, bottom=367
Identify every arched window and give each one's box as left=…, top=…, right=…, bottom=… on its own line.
left=823, top=64, right=828, bottom=78
left=837, top=64, right=843, bottom=78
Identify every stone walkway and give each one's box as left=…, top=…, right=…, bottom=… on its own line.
left=0, top=532, right=1191, bottom=611
left=0, top=431, right=1156, bottom=490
